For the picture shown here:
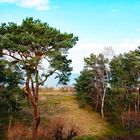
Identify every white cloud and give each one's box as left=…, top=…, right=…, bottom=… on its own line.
left=0, top=0, right=50, bottom=11
left=113, top=38, right=139, bottom=54
left=69, top=39, right=139, bottom=73
left=68, top=41, right=108, bottom=73
left=18, top=0, right=50, bottom=11
left=0, top=0, right=16, bottom=2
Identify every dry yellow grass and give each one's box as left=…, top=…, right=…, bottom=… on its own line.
left=39, top=87, right=75, bottom=95
left=59, top=98, right=108, bottom=136
left=40, top=93, right=109, bottom=136
left=40, top=91, right=75, bottom=96
left=7, top=92, right=109, bottom=139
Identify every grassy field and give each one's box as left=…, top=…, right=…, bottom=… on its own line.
left=3, top=91, right=128, bottom=139
left=39, top=93, right=108, bottom=137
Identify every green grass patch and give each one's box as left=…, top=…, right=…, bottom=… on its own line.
left=73, top=135, right=99, bottom=140
left=104, top=124, right=127, bottom=138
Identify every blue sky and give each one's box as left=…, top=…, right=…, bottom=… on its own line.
left=1, top=0, right=140, bottom=73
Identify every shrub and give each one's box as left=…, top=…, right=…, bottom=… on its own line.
left=6, top=118, right=80, bottom=140
left=66, top=120, right=80, bottom=140
left=47, top=117, right=80, bottom=140
left=47, top=117, right=65, bottom=140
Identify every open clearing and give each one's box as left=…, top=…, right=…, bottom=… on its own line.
left=39, top=92, right=109, bottom=137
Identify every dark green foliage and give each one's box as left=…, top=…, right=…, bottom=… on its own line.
left=0, top=17, right=78, bottom=85
left=75, top=70, right=93, bottom=94
left=0, top=60, right=25, bottom=139
left=0, top=60, right=23, bottom=87
left=75, top=47, right=140, bottom=123
left=0, top=60, right=24, bottom=112
left=110, top=50, right=140, bottom=92
left=75, top=70, right=94, bottom=107
left=104, top=88, right=127, bottom=112
left=108, top=48, right=140, bottom=129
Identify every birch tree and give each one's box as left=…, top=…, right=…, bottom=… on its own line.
left=84, top=53, right=109, bottom=118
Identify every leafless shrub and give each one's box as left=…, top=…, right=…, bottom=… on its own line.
left=47, top=117, right=80, bottom=140
left=47, top=117, right=65, bottom=140
left=66, top=120, right=80, bottom=140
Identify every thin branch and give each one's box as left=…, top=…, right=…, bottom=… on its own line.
left=39, top=69, right=57, bottom=85
left=3, top=52, right=22, bottom=61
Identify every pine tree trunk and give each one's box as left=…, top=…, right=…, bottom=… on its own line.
left=32, top=104, right=40, bottom=140
left=26, top=75, right=40, bottom=140
left=138, top=86, right=140, bottom=111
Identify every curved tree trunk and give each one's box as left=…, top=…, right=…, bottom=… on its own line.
left=32, top=104, right=40, bottom=140
left=26, top=75, right=40, bottom=140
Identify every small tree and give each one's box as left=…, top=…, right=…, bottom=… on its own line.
left=0, top=59, right=24, bottom=138
left=0, top=17, right=78, bottom=139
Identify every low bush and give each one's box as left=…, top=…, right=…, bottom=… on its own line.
left=7, top=117, right=80, bottom=140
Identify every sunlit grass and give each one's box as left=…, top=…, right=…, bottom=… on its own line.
left=2, top=91, right=131, bottom=139
left=38, top=92, right=109, bottom=137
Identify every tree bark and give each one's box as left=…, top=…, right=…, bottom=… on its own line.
left=135, top=97, right=137, bottom=113
left=26, top=75, right=40, bottom=140
left=95, top=89, right=99, bottom=112
left=101, top=86, right=106, bottom=118
left=138, top=86, right=140, bottom=111
left=32, top=104, right=40, bottom=140
left=8, top=114, right=12, bottom=133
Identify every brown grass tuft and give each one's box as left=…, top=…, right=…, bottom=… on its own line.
left=7, top=122, right=31, bottom=140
